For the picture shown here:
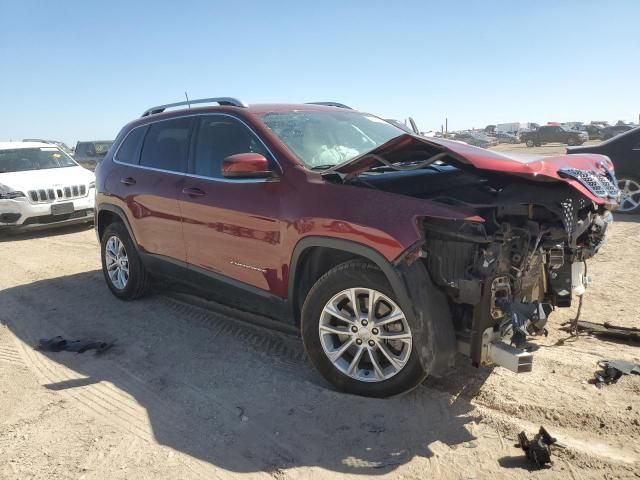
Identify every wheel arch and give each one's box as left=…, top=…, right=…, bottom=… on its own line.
left=288, top=237, right=412, bottom=326
left=290, top=236, right=457, bottom=376
left=96, top=204, right=138, bottom=246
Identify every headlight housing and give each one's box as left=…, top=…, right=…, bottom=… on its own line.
left=0, top=191, right=26, bottom=199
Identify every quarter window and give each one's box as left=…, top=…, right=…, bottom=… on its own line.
left=140, top=118, right=192, bottom=172
left=193, top=116, right=271, bottom=178
left=115, top=127, right=147, bottom=164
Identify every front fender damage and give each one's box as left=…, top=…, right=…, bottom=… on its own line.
left=393, top=249, right=457, bottom=376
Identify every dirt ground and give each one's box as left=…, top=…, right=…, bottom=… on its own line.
left=1, top=161, right=639, bottom=479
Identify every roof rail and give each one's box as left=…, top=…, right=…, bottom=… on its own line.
left=141, top=97, right=248, bottom=117
left=305, top=102, right=353, bottom=109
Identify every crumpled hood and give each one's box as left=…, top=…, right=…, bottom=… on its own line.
left=0, top=166, right=95, bottom=193
left=325, top=134, right=618, bottom=205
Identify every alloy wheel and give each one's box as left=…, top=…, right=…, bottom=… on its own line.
left=318, top=288, right=412, bottom=382
left=617, top=178, right=640, bottom=212
left=105, top=236, right=129, bottom=289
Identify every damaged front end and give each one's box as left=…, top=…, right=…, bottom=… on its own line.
left=421, top=193, right=613, bottom=372
left=330, top=134, right=619, bottom=373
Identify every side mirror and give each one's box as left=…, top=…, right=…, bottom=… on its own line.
left=222, top=153, right=273, bottom=179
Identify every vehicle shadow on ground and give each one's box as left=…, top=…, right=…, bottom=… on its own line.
left=1, top=270, right=490, bottom=476
left=0, top=223, right=94, bottom=243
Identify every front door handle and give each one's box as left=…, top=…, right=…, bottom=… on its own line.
left=182, top=187, right=206, bottom=197
left=120, top=177, right=136, bottom=186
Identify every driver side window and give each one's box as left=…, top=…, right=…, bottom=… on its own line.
left=192, top=116, right=271, bottom=178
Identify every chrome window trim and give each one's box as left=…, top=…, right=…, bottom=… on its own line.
left=112, top=112, right=282, bottom=181
left=110, top=161, right=273, bottom=183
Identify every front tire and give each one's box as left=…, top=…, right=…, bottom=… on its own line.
left=525, top=139, right=535, bottom=147
left=101, top=222, right=150, bottom=299
left=301, top=261, right=427, bottom=397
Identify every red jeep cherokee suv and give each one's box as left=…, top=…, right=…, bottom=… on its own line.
left=95, top=97, right=619, bottom=397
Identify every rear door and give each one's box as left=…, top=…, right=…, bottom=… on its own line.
left=178, top=114, right=284, bottom=293
left=112, top=117, right=192, bottom=261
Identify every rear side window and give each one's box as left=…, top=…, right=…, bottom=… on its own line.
left=140, top=117, right=192, bottom=172
left=115, top=127, right=147, bottom=164
left=192, top=115, right=271, bottom=178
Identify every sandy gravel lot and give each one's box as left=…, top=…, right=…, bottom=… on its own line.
left=1, top=176, right=639, bottom=478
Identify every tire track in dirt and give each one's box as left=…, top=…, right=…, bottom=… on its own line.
left=157, top=295, right=308, bottom=373
left=3, top=301, right=273, bottom=480
left=0, top=345, right=25, bottom=367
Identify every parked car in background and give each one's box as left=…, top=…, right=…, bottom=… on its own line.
left=568, top=126, right=640, bottom=213
left=577, top=124, right=604, bottom=140
left=74, top=140, right=114, bottom=168
left=452, top=131, right=497, bottom=148
left=22, top=139, right=74, bottom=157
left=495, top=131, right=519, bottom=144
left=94, top=97, right=617, bottom=397
left=520, top=125, right=587, bottom=147
left=601, top=124, right=634, bottom=140
left=0, top=142, right=95, bottom=231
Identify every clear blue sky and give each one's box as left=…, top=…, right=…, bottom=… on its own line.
left=1, top=0, right=638, bottom=145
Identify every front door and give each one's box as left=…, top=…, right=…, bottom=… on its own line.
left=178, top=114, right=285, bottom=294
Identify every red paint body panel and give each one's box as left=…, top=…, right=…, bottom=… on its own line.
left=178, top=177, right=285, bottom=293
left=103, top=162, right=186, bottom=261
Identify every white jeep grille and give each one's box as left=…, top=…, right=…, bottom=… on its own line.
left=28, top=185, right=87, bottom=203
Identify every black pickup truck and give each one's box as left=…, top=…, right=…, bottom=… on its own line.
left=520, top=125, right=588, bottom=147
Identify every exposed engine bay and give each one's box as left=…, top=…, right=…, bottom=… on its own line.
left=346, top=160, right=617, bottom=371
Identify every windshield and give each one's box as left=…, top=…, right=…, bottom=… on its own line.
left=0, top=147, right=77, bottom=173
left=261, top=111, right=404, bottom=169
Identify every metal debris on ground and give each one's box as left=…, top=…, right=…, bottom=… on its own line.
left=593, top=359, right=640, bottom=388
left=517, top=426, right=557, bottom=468
left=570, top=321, right=640, bottom=342
left=36, top=336, right=114, bottom=354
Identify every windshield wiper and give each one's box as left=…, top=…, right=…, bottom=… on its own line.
left=310, top=164, right=338, bottom=170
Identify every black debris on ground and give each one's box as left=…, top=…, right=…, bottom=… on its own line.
left=593, top=359, right=640, bottom=388
left=36, top=336, right=114, bottom=354
left=517, top=426, right=557, bottom=468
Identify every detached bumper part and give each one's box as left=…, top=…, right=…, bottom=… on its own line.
left=480, top=328, right=533, bottom=373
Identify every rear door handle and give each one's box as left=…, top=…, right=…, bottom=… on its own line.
left=182, top=187, right=206, bottom=197
left=120, top=177, right=136, bottom=186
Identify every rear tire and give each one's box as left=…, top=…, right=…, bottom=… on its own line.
left=101, top=222, right=150, bottom=299
left=301, top=261, right=427, bottom=397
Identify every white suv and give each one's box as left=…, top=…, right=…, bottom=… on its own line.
left=0, top=142, right=95, bottom=231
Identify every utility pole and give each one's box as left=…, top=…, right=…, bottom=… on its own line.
left=445, top=117, right=448, bottom=138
